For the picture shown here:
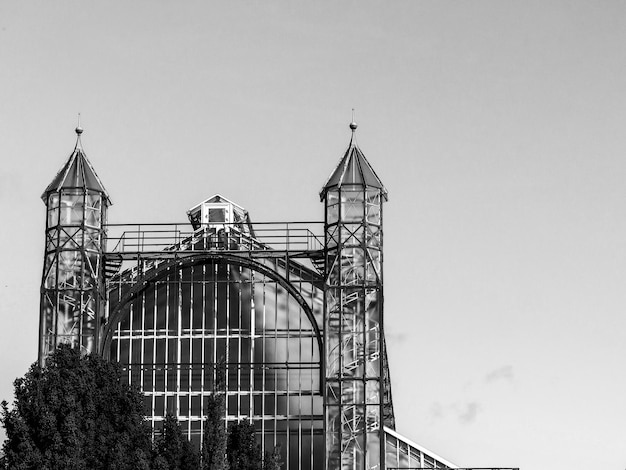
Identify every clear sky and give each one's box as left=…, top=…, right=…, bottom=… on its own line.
left=1, top=1, right=625, bottom=469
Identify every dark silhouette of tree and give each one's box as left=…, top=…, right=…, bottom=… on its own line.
left=153, top=414, right=199, bottom=470
left=227, top=421, right=262, bottom=470
left=0, top=344, right=152, bottom=470
left=263, top=445, right=283, bottom=470
left=201, top=394, right=228, bottom=470
left=0, top=347, right=288, bottom=470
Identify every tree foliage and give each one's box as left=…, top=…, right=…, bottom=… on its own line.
left=0, top=347, right=282, bottom=470
left=0, top=344, right=152, bottom=470
left=263, top=445, right=283, bottom=470
left=227, top=421, right=262, bottom=470
left=201, top=394, right=228, bottom=470
left=153, top=414, right=199, bottom=470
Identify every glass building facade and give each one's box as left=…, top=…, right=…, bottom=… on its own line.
left=39, top=126, right=512, bottom=470
left=105, top=231, right=326, bottom=468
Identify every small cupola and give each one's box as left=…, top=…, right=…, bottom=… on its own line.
left=186, top=194, right=252, bottom=234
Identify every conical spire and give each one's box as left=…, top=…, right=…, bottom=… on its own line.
left=41, top=127, right=111, bottom=203
left=320, top=121, right=388, bottom=201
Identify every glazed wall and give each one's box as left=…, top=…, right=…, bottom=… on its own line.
left=107, top=258, right=324, bottom=469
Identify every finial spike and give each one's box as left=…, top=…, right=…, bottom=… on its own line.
left=349, top=108, right=358, bottom=132
left=75, top=113, right=83, bottom=136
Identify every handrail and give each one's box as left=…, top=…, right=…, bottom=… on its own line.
left=104, top=221, right=325, bottom=255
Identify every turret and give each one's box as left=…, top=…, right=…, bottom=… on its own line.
left=39, top=127, right=110, bottom=364
left=321, top=121, right=387, bottom=470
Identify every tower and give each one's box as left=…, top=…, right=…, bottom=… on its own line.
left=321, top=122, right=388, bottom=470
left=39, top=127, right=110, bottom=364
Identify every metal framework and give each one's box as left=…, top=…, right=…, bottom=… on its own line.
left=103, top=220, right=326, bottom=467
left=38, top=126, right=516, bottom=470
left=322, top=131, right=388, bottom=470
left=39, top=135, right=109, bottom=364
left=383, top=426, right=457, bottom=469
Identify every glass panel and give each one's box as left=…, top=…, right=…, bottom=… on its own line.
left=48, top=193, right=60, bottom=209
left=84, top=194, right=102, bottom=227
left=208, top=208, right=225, bottom=222
left=47, top=206, right=60, bottom=228
left=326, top=191, right=340, bottom=224
left=341, top=190, right=365, bottom=223
left=60, top=193, right=84, bottom=225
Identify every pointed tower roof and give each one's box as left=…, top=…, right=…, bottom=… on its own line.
left=41, top=127, right=111, bottom=203
left=320, top=121, right=388, bottom=201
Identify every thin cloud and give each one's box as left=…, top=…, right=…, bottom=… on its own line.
left=429, top=402, right=444, bottom=420
left=455, top=402, right=482, bottom=424
left=430, top=401, right=482, bottom=425
left=484, top=365, right=514, bottom=383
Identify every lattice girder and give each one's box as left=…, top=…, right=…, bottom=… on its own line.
left=39, top=189, right=108, bottom=363
left=324, top=183, right=385, bottom=470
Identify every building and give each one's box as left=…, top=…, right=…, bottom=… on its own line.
left=39, top=123, right=511, bottom=470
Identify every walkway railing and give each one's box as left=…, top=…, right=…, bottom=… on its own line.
left=105, top=221, right=325, bottom=255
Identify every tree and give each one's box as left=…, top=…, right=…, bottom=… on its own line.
left=0, top=344, right=152, bottom=470
left=227, top=421, right=262, bottom=470
left=201, top=394, right=228, bottom=470
left=263, top=445, right=283, bottom=470
left=153, top=414, right=199, bottom=470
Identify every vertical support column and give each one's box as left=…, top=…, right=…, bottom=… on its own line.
left=324, top=186, right=384, bottom=470
left=39, top=188, right=108, bottom=364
